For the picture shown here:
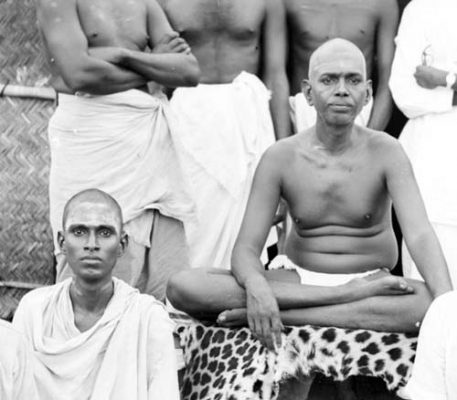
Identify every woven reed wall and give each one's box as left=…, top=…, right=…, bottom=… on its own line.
left=1, top=0, right=55, bottom=319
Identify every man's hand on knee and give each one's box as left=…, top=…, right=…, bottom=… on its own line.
left=245, top=278, right=283, bottom=352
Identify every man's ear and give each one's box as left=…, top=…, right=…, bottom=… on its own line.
left=365, top=80, right=373, bottom=106
left=118, top=231, right=128, bottom=258
left=57, top=231, right=66, bottom=254
left=301, top=79, right=314, bottom=106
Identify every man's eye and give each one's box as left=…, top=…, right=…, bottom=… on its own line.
left=73, top=228, right=85, bottom=236
left=348, top=77, right=361, bottom=85
left=99, top=229, right=112, bottom=237
left=321, top=77, right=333, bottom=85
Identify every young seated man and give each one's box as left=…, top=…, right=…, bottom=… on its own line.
left=167, top=39, right=453, bottom=352
left=13, top=189, right=179, bottom=400
left=0, top=320, right=37, bottom=400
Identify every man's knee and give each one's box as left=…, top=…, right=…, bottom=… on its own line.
left=166, top=270, right=197, bottom=313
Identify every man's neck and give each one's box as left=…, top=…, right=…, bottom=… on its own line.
left=70, top=277, right=114, bottom=314
left=313, top=118, right=355, bottom=154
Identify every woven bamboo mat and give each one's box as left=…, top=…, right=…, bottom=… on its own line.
left=1, top=0, right=55, bottom=319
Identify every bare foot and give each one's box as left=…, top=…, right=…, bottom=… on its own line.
left=217, top=308, right=248, bottom=327
left=347, top=274, right=414, bottom=299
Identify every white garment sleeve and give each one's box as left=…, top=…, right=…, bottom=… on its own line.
left=401, top=294, right=450, bottom=400
left=389, top=3, right=454, bottom=119
left=147, top=307, right=180, bottom=400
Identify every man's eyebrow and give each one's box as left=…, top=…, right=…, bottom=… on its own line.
left=97, top=225, right=117, bottom=232
left=66, top=223, right=117, bottom=231
left=66, top=223, right=87, bottom=230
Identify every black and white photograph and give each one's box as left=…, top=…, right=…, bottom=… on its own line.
left=1, top=0, right=456, bottom=399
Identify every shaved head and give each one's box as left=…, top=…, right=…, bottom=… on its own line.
left=308, top=38, right=367, bottom=81
left=62, top=189, right=123, bottom=230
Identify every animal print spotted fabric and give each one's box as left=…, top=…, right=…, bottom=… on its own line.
left=176, top=323, right=417, bottom=400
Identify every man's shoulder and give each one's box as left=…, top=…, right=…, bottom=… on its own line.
left=18, top=281, right=68, bottom=310
left=363, top=127, right=400, bottom=151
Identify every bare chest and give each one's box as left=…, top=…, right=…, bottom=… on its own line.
left=284, top=152, right=388, bottom=229
left=73, top=308, right=104, bottom=333
left=286, top=0, right=378, bottom=51
left=77, top=0, right=148, bottom=49
left=163, top=0, right=265, bottom=42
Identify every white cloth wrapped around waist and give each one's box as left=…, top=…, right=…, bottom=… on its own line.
left=169, top=71, right=275, bottom=197
left=289, top=92, right=373, bottom=133
left=48, top=89, right=194, bottom=249
left=269, top=255, right=383, bottom=286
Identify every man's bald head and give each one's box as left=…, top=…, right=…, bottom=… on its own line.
left=308, top=38, right=367, bottom=81
left=62, top=189, right=123, bottom=230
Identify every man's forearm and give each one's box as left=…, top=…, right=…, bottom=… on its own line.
left=268, top=74, right=291, bottom=140
left=120, top=50, right=199, bottom=87
left=367, top=88, right=393, bottom=131
left=231, top=246, right=267, bottom=289
left=408, top=231, right=453, bottom=297
left=62, top=56, right=146, bottom=95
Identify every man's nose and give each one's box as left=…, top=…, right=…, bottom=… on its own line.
left=84, top=231, right=100, bottom=251
left=335, top=78, right=349, bottom=96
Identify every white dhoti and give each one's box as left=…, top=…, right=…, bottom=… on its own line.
left=48, top=89, right=193, bottom=298
left=13, top=278, right=179, bottom=400
left=269, top=255, right=383, bottom=286
left=170, top=72, right=276, bottom=269
left=289, top=92, right=373, bottom=132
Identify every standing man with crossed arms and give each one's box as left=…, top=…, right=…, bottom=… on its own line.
left=36, top=0, right=200, bottom=300
left=158, top=0, right=289, bottom=270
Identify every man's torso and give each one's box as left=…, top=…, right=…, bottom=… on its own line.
left=281, top=128, right=398, bottom=273
left=43, top=0, right=150, bottom=93
left=160, top=0, right=266, bottom=83
left=285, top=0, right=380, bottom=94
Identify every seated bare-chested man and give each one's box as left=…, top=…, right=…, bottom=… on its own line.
left=13, top=189, right=179, bottom=400
left=157, top=0, right=289, bottom=270
left=286, top=0, right=399, bottom=132
left=36, top=0, right=200, bottom=300
left=167, top=39, right=452, bottom=351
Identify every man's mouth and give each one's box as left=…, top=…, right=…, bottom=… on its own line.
left=329, top=103, right=352, bottom=109
left=81, top=256, right=102, bottom=262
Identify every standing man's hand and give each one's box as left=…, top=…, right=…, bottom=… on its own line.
left=245, top=278, right=283, bottom=351
left=153, top=32, right=191, bottom=54
left=88, top=46, right=125, bottom=64
left=414, top=65, right=446, bottom=89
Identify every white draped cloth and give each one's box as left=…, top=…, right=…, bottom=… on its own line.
left=48, top=89, right=194, bottom=251
left=289, top=92, right=373, bottom=133
left=170, top=72, right=276, bottom=269
left=13, top=278, right=179, bottom=400
left=0, top=320, right=38, bottom=400
left=399, top=291, right=457, bottom=400
left=389, top=0, right=457, bottom=284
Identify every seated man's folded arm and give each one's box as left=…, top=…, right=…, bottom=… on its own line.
left=385, top=138, right=453, bottom=297
left=37, top=0, right=146, bottom=94
left=232, top=146, right=283, bottom=288
left=231, top=145, right=284, bottom=349
left=118, top=0, right=200, bottom=87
